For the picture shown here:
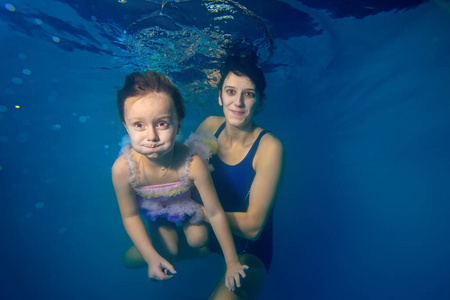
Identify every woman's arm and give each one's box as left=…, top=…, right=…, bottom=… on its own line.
left=112, top=155, right=176, bottom=280
left=227, top=134, right=283, bottom=240
left=196, top=118, right=284, bottom=240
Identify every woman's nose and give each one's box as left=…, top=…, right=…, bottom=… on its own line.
left=234, top=93, right=245, bottom=107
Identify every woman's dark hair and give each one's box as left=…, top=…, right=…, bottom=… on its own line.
left=217, top=55, right=266, bottom=105
left=117, top=70, right=185, bottom=124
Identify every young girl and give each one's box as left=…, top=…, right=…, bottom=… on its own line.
left=112, top=70, right=248, bottom=291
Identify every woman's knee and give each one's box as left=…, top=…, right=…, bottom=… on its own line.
left=209, top=254, right=267, bottom=300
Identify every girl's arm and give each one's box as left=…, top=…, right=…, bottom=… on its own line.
left=112, top=155, right=176, bottom=280
left=226, top=134, right=283, bottom=241
left=189, top=155, right=248, bottom=291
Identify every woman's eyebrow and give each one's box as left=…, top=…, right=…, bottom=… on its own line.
left=224, top=85, right=255, bottom=91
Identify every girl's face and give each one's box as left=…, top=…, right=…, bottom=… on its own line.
left=219, top=72, right=260, bottom=129
left=123, top=92, right=179, bottom=160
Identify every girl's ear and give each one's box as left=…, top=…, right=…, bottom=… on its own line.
left=218, top=90, right=223, bottom=106
left=123, top=122, right=130, bottom=134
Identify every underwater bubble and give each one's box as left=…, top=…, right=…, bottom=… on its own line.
left=51, top=124, right=62, bottom=130
left=58, top=227, right=67, bottom=234
left=35, top=202, right=45, bottom=209
left=90, top=15, right=97, bottom=22
left=5, top=3, right=16, bottom=12
left=18, top=53, right=27, bottom=60
left=120, top=135, right=130, bottom=147
left=34, top=18, right=43, bottom=25
left=22, top=69, right=31, bottom=75
left=104, top=145, right=110, bottom=149
left=52, top=36, right=61, bottom=43
left=11, top=77, right=23, bottom=84
left=78, top=116, right=89, bottom=123
left=0, top=165, right=2, bottom=171
left=25, top=212, right=33, bottom=219
left=0, top=105, right=7, bottom=112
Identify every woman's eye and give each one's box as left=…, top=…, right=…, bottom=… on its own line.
left=134, top=123, right=144, bottom=129
left=226, top=89, right=235, bottom=95
left=245, top=92, right=255, bottom=98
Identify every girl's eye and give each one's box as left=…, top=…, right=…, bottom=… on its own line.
left=156, top=121, right=169, bottom=128
left=226, top=89, right=235, bottom=95
left=134, top=122, right=145, bottom=129
left=245, top=92, right=255, bottom=98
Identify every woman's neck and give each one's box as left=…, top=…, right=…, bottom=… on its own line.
left=223, top=122, right=259, bottom=146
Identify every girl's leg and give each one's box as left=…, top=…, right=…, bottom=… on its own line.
left=148, top=219, right=180, bottom=258
left=123, top=246, right=146, bottom=268
left=209, top=254, right=267, bottom=300
left=183, top=222, right=209, bottom=248
left=123, top=219, right=179, bottom=268
left=123, top=223, right=210, bottom=268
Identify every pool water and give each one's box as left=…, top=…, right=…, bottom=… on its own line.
left=1, top=1, right=449, bottom=299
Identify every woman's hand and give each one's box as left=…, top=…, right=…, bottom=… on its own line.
left=201, top=205, right=210, bottom=223
left=147, top=255, right=177, bottom=281
left=225, top=262, right=249, bottom=291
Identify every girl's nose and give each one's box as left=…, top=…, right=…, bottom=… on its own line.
left=146, top=126, right=159, bottom=141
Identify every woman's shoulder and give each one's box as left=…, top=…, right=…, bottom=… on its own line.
left=259, top=130, right=283, bottom=155
left=196, top=116, right=225, bottom=134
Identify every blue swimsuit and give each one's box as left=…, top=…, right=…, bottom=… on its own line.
left=208, top=122, right=274, bottom=271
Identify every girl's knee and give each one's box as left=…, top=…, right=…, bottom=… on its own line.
left=184, top=224, right=209, bottom=248
left=186, top=232, right=208, bottom=248
left=123, top=246, right=146, bottom=269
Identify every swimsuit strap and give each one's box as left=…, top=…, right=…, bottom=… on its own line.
left=122, top=144, right=139, bottom=187
left=247, top=129, right=270, bottom=159
left=181, top=150, right=194, bottom=184
left=214, top=121, right=226, bottom=138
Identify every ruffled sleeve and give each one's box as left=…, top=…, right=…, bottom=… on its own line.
left=184, top=132, right=218, bottom=171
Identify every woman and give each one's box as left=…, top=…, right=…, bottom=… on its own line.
left=196, top=55, right=284, bottom=299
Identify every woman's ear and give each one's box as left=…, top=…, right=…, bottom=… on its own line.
left=218, top=90, right=223, bottom=106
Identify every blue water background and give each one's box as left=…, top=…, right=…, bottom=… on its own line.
left=1, top=0, right=450, bottom=299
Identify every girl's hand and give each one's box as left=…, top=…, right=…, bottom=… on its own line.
left=225, top=262, right=249, bottom=291
left=147, top=256, right=177, bottom=281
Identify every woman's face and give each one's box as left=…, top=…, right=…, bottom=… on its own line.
left=219, top=72, right=260, bottom=129
left=123, top=92, right=179, bottom=159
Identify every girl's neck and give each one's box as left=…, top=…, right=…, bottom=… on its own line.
left=134, top=146, right=175, bottom=170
